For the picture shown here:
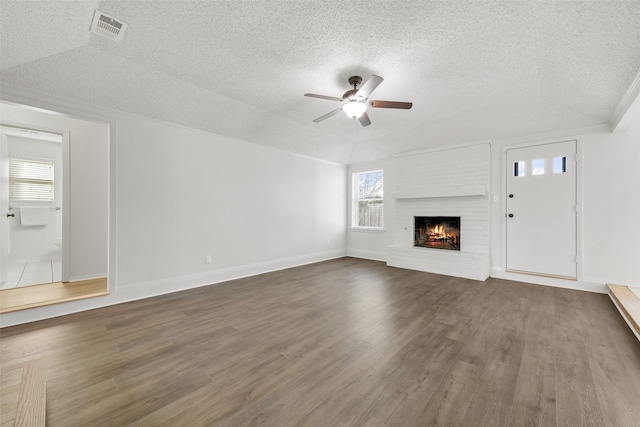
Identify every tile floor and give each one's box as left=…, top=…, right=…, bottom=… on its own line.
left=1, top=259, right=62, bottom=290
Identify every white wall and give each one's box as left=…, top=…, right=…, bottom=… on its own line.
left=0, top=102, right=108, bottom=281
left=6, top=134, right=62, bottom=260
left=0, top=87, right=347, bottom=327
left=115, top=115, right=347, bottom=288
left=581, top=125, right=640, bottom=286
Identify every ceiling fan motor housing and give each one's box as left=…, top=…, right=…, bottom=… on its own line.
left=344, top=76, right=363, bottom=100
left=342, top=89, right=358, bottom=100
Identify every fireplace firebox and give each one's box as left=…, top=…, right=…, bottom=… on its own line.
left=414, top=216, right=460, bottom=251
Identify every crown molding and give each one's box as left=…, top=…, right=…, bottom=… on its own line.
left=610, top=68, right=640, bottom=133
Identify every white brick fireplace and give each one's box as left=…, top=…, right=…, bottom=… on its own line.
left=387, top=142, right=491, bottom=281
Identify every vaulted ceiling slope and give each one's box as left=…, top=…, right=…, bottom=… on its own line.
left=1, top=1, right=639, bottom=164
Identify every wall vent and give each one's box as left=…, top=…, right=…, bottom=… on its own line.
left=90, top=9, right=128, bottom=42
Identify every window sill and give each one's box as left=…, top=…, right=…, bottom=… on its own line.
left=350, top=227, right=386, bottom=233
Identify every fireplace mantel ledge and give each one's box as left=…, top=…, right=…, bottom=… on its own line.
left=393, top=186, right=487, bottom=199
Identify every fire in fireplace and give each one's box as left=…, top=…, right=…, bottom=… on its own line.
left=414, top=216, right=460, bottom=251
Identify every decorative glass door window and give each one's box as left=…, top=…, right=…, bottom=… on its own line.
left=514, top=161, right=525, bottom=177
left=553, top=156, right=567, bottom=174
left=532, top=159, right=545, bottom=175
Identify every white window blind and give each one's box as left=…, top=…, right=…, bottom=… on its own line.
left=9, top=157, right=54, bottom=201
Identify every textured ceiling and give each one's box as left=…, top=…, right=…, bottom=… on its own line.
left=1, top=1, right=639, bottom=164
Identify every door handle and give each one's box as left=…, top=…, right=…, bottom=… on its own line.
left=6, top=213, right=15, bottom=218
left=508, top=194, right=514, bottom=198
left=508, top=213, right=514, bottom=218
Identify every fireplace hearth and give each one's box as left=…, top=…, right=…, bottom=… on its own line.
left=414, top=216, right=460, bottom=251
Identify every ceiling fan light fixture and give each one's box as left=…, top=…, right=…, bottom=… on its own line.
left=304, top=74, right=411, bottom=127
left=342, top=101, right=367, bottom=119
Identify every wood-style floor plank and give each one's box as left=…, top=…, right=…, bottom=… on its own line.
left=508, top=285, right=557, bottom=427
left=553, top=288, right=607, bottom=427
left=1, top=258, right=639, bottom=426
left=14, top=357, right=46, bottom=427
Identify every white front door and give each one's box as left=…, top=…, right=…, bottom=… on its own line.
left=506, top=140, right=577, bottom=278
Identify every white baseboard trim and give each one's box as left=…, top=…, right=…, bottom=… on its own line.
left=490, top=268, right=607, bottom=294
left=117, top=249, right=347, bottom=293
left=582, top=274, right=640, bottom=288
left=0, top=249, right=346, bottom=328
left=346, top=248, right=387, bottom=262
left=69, top=274, right=108, bottom=282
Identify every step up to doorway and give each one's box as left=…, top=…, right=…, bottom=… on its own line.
left=608, top=284, right=640, bottom=341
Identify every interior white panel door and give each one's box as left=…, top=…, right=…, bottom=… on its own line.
left=506, top=140, right=577, bottom=278
left=0, top=132, right=8, bottom=285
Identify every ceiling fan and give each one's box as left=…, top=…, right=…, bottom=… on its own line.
left=304, top=75, right=412, bottom=127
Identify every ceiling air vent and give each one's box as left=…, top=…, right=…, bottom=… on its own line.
left=90, top=10, right=128, bottom=42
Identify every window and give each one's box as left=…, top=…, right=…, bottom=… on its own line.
left=514, top=161, right=525, bottom=177
left=553, top=156, right=567, bottom=174
left=353, top=170, right=383, bottom=229
left=9, top=157, right=54, bottom=201
left=532, top=158, right=545, bottom=175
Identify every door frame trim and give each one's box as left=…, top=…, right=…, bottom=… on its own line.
left=500, top=136, right=583, bottom=281
left=0, top=86, right=116, bottom=298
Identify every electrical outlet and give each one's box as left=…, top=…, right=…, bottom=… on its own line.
left=205, top=255, right=212, bottom=264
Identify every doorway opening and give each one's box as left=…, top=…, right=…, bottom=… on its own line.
left=0, top=100, right=110, bottom=313
left=1, top=126, right=64, bottom=290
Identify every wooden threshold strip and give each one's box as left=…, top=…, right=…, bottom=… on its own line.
left=506, top=269, right=577, bottom=281
left=0, top=278, right=108, bottom=314
left=608, top=283, right=640, bottom=340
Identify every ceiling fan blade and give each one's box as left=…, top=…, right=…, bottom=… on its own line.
left=356, top=75, right=383, bottom=99
left=358, top=111, right=371, bottom=127
left=369, top=100, right=413, bottom=109
left=313, top=107, right=342, bottom=123
left=304, top=93, right=343, bottom=102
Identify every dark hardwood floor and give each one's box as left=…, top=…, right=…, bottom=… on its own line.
left=1, top=257, right=639, bottom=426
